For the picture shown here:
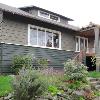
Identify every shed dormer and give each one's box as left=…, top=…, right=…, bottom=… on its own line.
left=19, top=5, right=73, bottom=25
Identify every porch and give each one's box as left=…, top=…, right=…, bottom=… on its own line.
left=80, top=23, right=100, bottom=71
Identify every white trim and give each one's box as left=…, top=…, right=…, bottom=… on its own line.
left=28, top=24, right=61, bottom=50
left=38, top=10, right=60, bottom=22
left=0, top=42, right=62, bottom=50
left=28, top=24, right=30, bottom=45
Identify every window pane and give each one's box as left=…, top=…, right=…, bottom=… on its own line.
left=38, top=29, right=45, bottom=46
left=53, top=33, right=59, bottom=48
left=39, top=11, right=49, bottom=18
left=76, top=37, right=79, bottom=51
left=50, top=14, right=59, bottom=21
left=30, top=27, right=37, bottom=45
left=46, top=31, right=52, bottom=47
left=85, top=39, right=88, bottom=50
left=80, top=38, right=84, bottom=50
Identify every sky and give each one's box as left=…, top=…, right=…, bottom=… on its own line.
left=0, top=0, right=100, bottom=27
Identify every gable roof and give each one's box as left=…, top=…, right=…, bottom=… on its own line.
left=19, top=5, right=73, bottom=21
left=0, top=3, right=79, bottom=31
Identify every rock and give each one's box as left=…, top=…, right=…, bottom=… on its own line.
left=4, top=93, right=12, bottom=100
left=0, top=97, right=3, bottom=100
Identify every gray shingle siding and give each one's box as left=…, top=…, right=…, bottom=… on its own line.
left=2, top=18, right=28, bottom=45
left=61, top=31, right=76, bottom=51
left=0, top=10, right=3, bottom=42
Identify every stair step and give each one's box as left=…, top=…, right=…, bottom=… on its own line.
left=95, top=85, right=100, bottom=90
left=88, top=78, right=99, bottom=82
left=90, top=81, right=100, bottom=85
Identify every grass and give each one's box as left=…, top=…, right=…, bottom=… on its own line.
left=0, top=75, right=13, bottom=97
left=88, top=71, right=100, bottom=78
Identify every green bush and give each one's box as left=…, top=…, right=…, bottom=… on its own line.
left=12, top=55, right=33, bottom=74
left=36, top=58, right=48, bottom=69
left=64, top=59, right=88, bottom=81
left=12, top=67, right=48, bottom=100
left=64, top=59, right=89, bottom=90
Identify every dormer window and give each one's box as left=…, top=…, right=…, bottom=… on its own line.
left=38, top=10, right=60, bottom=22
left=38, top=11, right=49, bottom=19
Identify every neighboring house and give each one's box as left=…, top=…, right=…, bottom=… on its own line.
left=0, top=3, right=99, bottom=73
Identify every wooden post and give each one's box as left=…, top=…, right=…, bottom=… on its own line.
left=94, top=27, right=100, bottom=71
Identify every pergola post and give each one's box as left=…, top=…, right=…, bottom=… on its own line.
left=94, top=26, right=100, bottom=71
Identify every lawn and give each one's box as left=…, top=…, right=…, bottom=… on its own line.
left=0, top=75, right=13, bottom=97
left=88, top=71, right=100, bottom=78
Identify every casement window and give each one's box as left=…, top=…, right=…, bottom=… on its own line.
left=75, top=36, right=88, bottom=52
left=28, top=25, right=61, bottom=49
left=38, top=10, right=60, bottom=22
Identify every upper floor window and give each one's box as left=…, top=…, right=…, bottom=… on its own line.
left=28, top=25, right=61, bottom=49
left=38, top=10, right=60, bottom=22
left=38, top=11, right=49, bottom=19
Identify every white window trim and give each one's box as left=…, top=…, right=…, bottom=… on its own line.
left=75, top=36, right=88, bottom=52
left=28, top=24, right=61, bottom=50
left=38, top=10, right=60, bottom=22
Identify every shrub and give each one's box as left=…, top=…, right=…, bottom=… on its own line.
left=12, top=55, right=33, bottom=74
left=64, top=60, right=88, bottom=81
left=12, top=67, right=48, bottom=100
left=36, top=58, right=48, bottom=69
left=64, top=59, right=89, bottom=90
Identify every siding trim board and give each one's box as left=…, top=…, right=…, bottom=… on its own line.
left=0, top=43, right=77, bottom=73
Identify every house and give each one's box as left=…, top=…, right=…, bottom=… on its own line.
left=0, top=3, right=99, bottom=73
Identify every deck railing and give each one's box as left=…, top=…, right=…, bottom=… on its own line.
left=86, top=48, right=95, bottom=54
left=73, top=50, right=86, bottom=63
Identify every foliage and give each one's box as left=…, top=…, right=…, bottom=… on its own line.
left=64, top=59, right=88, bottom=83
left=48, top=85, right=60, bottom=96
left=36, top=58, right=48, bottom=69
left=88, top=71, right=100, bottom=78
left=94, top=90, right=100, bottom=97
left=0, top=75, right=13, bottom=97
left=12, top=67, right=48, bottom=100
left=91, top=56, right=96, bottom=67
left=12, top=55, right=33, bottom=74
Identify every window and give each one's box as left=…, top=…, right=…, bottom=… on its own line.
left=38, top=11, right=49, bottom=19
left=38, top=10, right=60, bottom=22
left=75, top=36, right=88, bottom=52
left=38, top=29, right=45, bottom=46
left=50, top=14, right=60, bottom=22
left=53, top=33, right=59, bottom=48
left=46, top=31, right=52, bottom=47
left=28, top=25, right=61, bottom=49
left=30, top=27, right=37, bottom=45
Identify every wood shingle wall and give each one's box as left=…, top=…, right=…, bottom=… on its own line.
left=0, top=43, right=77, bottom=73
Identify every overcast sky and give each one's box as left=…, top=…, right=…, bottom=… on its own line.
left=0, top=0, right=100, bottom=27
